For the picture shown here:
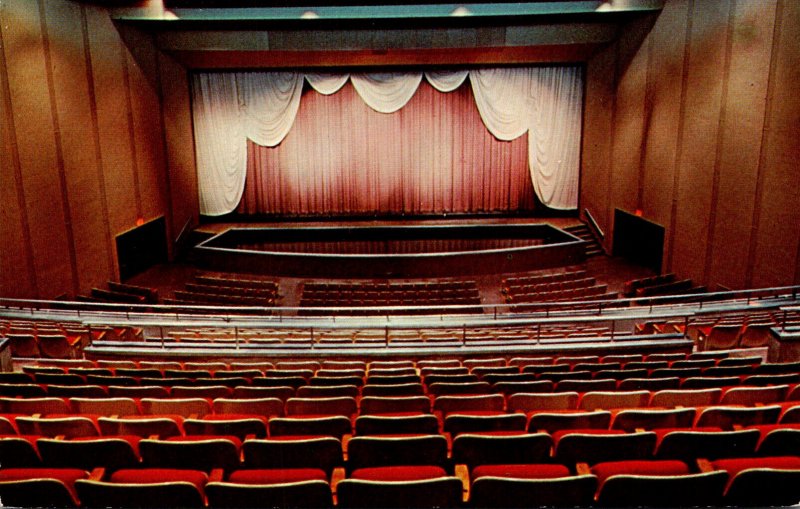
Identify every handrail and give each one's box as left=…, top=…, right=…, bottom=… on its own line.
left=0, top=285, right=798, bottom=328
left=584, top=208, right=604, bottom=240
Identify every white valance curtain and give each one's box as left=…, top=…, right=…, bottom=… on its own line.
left=192, top=67, right=582, bottom=216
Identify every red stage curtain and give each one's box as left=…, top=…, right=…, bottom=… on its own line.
left=238, top=80, right=535, bottom=217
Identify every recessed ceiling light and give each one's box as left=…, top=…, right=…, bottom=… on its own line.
left=450, top=6, right=472, bottom=17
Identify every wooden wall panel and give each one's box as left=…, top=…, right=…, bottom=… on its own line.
left=750, top=0, right=800, bottom=287
left=668, top=0, right=730, bottom=283
left=707, top=0, right=776, bottom=289
left=606, top=30, right=648, bottom=228
left=639, top=0, right=689, bottom=256
left=126, top=39, right=169, bottom=225
left=580, top=42, right=615, bottom=248
left=1, top=0, right=72, bottom=298
left=0, top=13, right=37, bottom=298
left=43, top=1, right=113, bottom=294
left=159, top=52, right=199, bottom=238
left=85, top=6, right=138, bottom=263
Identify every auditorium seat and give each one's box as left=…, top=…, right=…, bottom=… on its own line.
left=108, top=385, right=171, bottom=398
left=37, top=437, right=140, bottom=471
left=0, top=478, right=79, bottom=507
left=240, top=437, right=341, bottom=478
left=75, top=477, right=205, bottom=508
left=0, top=383, right=48, bottom=397
left=444, top=413, right=527, bottom=435
left=205, top=480, right=333, bottom=508
left=360, top=395, right=431, bottom=415
left=140, top=398, right=212, bottom=418
left=183, top=418, right=267, bottom=440
left=595, top=470, right=728, bottom=507
left=268, top=416, right=352, bottom=439
left=70, top=397, right=139, bottom=417
left=451, top=432, right=552, bottom=473
left=695, top=405, right=782, bottom=429
left=528, top=411, right=612, bottom=434
left=748, top=424, right=800, bottom=456
left=0, top=396, right=70, bottom=415
left=555, top=379, right=617, bottom=392
left=0, top=436, right=44, bottom=467
left=710, top=456, right=800, bottom=506
left=432, top=394, right=505, bottom=418
left=355, top=414, right=440, bottom=435
left=611, top=408, right=696, bottom=432
left=553, top=431, right=657, bottom=465
left=16, top=416, right=99, bottom=439
left=140, top=437, right=241, bottom=473
left=296, top=384, right=360, bottom=399
left=649, top=388, right=722, bottom=407
left=347, top=434, right=449, bottom=474
left=98, top=417, right=182, bottom=439
left=468, top=475, right=597, bottom=508
left=231, top=386, right=294, bottom=400
left=0, top=468, right=90, bottom=506
left=507, top=392, right=579, bottom=413
left=362, top=383, right=425, bottom=397
left=654, top=429, right=760, bottom=461
left=579, top=390, right=650, bottom=410
left=719, top=385, right=788, bottom=406
left=171, top=386, right=233, bottom=399
left=337, top=476, right=462, bottom=508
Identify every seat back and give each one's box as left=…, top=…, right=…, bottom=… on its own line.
left=444, top=413, right=527, bottom=435
left=360, top=396, right=431, bottom=415
left=355, top=414, right=440, bottom=436
left=205, top=480, right=333, bottom=508
left=286, top=397, right=358, bottom=417
left=507, top=392, right=579, bottom=412
left=212, top=397, right=284, bottom=417
left=37, top=437, right=139, bottom=471
left=75, top=479, right=205, bottom=508
left=0, top=478, right=77, bottom=507
left=596, top=471, right=728, bottom=507
left=432, top=394, right=504, bottom=417
left=649, top=388, right=722, bottom=408
left=655, top=429, right=760, bottom=461
left=268, top=416, right=352, bottom=439
left=98, top=417, right=182, bottom=439
left=71, top=397, right=138, bottom=416
left=579, top=391, right=650, bottom=410
left=16, top=416, right=99, bottom=438
left=337, top=477, right=462, bottom=509
left=242, top=437, right=342, bottom=474
left=555, top=432, right=657, bottom=465
left=347, top=435, right=448, bottom=472
left=529, top=410, right=612, bottom=434
left=696, top=405, right=782, bottom=429
left=451, top=433, right=552, bottom=468
left=140, top=438, right=240, bottom=472
left=469, top=475, right=597, bottom=508
left=0, top=396, right=70, bottom=415
left=724, top=468, right=800, bottom=506
left=141, top=398, right=212, bottom=417
left=611, top=408, right=696, bottom=432
left=720, top=385, right=788, bottom=406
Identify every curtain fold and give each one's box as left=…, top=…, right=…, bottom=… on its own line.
left=192, top=66, right=583, bottom=216
left=350, top=72, right=424, bottom=113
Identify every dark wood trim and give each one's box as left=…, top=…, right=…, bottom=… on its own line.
left=39, top=0, right=80, bottom=296
left=168, top=44, right=596, bottom=70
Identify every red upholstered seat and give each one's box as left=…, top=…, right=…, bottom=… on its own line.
left=167, top=434, right=243, bottom=449
left=591, top=459, right=690, bottom=486
left=111, top=468, right=209, bottom=491
left=351, top=465, right=448, bottom=481
left=551, top=428, right=624, bottom=443
left=228, top=468, right=328, bottom=484
left=711, top=456, right=800, bottom=479
left=0, top=467, right=88, bottom=500
left=472, top=464, right=570, bottom=480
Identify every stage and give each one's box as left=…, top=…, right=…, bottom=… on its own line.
left=192, top=219, right=587, bottom=278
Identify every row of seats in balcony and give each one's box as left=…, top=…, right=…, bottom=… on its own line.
left=500, top=267, right=588, bottom=289
left=2, top=382, right=800, bottom=431
left=0, top=433, right=798, bottom=506
left=2, top=320, right=142, bottom=358
left=166, top=273, right=281, bottom=308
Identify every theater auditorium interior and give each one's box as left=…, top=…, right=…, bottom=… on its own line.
left=0, top=0, right=799, bottom=507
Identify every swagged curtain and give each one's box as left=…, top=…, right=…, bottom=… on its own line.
left=192, top=67, right=582, bottom=216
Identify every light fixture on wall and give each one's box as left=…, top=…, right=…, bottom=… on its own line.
left=301, top=10, right=320, bottom=19
left=450, top=6, right=472, bottom=17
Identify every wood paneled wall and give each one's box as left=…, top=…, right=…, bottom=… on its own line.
left=581, top=0, right=800, bottom=290
left=0, top=0, right=197, bottom=299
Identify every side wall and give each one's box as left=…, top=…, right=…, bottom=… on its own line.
left=581, top=0, right=800, bottom=289
left=0, top=0, right=197, bottom=299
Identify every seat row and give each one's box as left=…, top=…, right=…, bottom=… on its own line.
left=0, top=434, right=798, bottom=507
